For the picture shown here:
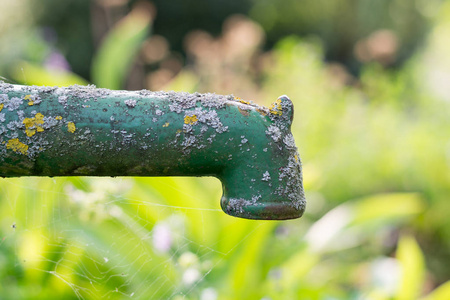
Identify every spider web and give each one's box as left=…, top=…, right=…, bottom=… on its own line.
left=0, top=176, right=262, bottom=300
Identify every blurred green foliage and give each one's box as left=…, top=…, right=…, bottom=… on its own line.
left=1, top=0, right=450, bottom=299
left=91, top=3, right=152, bottom=89
left=249, top=0, right=434, bottom=69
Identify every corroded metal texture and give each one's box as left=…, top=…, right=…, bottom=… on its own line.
left=0, top=83, right=305, bottom=220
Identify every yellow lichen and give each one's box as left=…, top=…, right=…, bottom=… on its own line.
left=163, top=122, right=170, bottom=127
left=24, top=95, right=35, bottom=105
left=270, top=98, right=283, bottom=116
left=6, top=138, right=28, bottom=155
left=67, top=122, right=76, bottom=133
left=235, top=96, right=251, bottom=105
left=55, top=116, right=62, bottom=120
left=23, top=113, right=45, bottom=137
left=35, top=113, right=44, bottom=132
left=0, top=103, right=4, bottom=112
left=184, top=115, right=198, bottom=125
left=295, top=154, right=298, bottom=162
left=256, top=108, right=267, bottom=116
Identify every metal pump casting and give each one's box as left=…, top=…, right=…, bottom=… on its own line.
left=0, top=83, right=305, bottom=220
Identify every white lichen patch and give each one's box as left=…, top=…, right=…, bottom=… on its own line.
left=206, top=134, right=216, bottom=144
left=124, top=99, right=137, bottom=108
left=0, top=94, right=8, bottom=104
left=227, top=198, right=254, bottom=214
left=181, top=135, right=197, bottom=148
left=176, top=105, right=229, bottom=153
left=262, top=171, right=271, bottom=182
left=58, top=96, right=68, bottom=106
left=276, top=150, right=305, bottom=210
left=7, top=121, right=22, bottom=131
left=43, top=116, right=59, bottom=129
left=252, top=194, right=262, bottom=202
left=194, top=108, right=228, bottom=133
left=265, top=125, right=281, bottom=142
left=6, top=97, right=23, bottom=111
left=283, top=133, right=296, bottom=149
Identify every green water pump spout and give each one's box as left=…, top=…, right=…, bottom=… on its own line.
left=0, top=83, right=305, bottom=220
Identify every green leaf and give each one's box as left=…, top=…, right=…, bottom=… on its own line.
left=304, top=193, right=424, bottom=253
left=396, top=235, right=425, bottom=300
left=352, top=193, right=425, bottom=225
left=278, top=247, right=320, bottom=290
left=162, top=70, right=200, bottom=93
left=91, top=7, right=152, bottom=89
left=225, top=222, right=277, bottom=299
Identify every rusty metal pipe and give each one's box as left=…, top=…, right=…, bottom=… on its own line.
left=0, top=83, right=305, bottom=220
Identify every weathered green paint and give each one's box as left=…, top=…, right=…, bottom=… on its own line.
left=0, top=83, right=305, bottom=220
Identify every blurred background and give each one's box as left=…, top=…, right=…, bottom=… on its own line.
left=0, top=0, right=449, bottom=299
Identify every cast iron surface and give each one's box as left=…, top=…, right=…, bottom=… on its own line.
left=0, top=83, right=305, bottom=220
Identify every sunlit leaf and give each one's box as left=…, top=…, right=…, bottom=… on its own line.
left=352, top=193, right=425, bottom=225
left=278, top=247, right=320, bottom=291
left=305, top=193, right=425, bottom=252
left=91, top=6, right=152, bottom=89
left=420, top=280, right=450, bottom=300
left=226, top=222, right=276, bottom=299
left=364, top=290, right=391, bottom=300
left=396, top=235, right=425, bottom=300
left=161, top=70, right=200, bottom=93
left=11, top=61, right=88, bottom=86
